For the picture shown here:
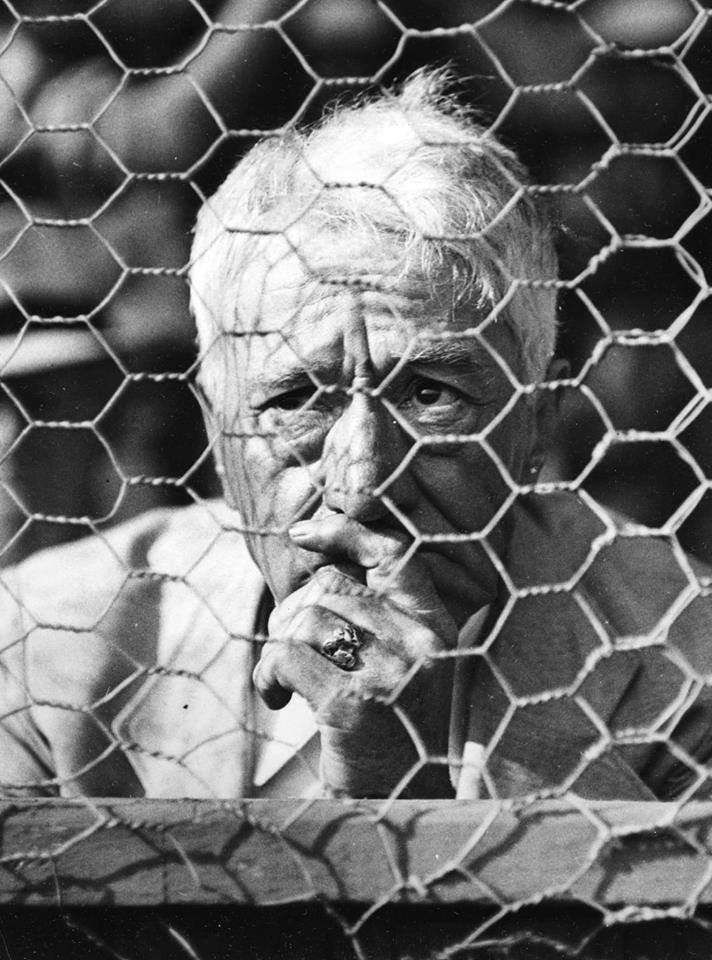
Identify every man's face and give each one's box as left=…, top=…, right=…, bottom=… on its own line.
left=213, top=237, right=539, bottom=629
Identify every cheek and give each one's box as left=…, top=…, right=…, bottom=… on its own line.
left=220, top=434, right=317, bottom=526
left=412, top=440, right=514, bottom=531
left=486, top=399, right=535, bottom=483
left=220, top=438, right=320, bottom=598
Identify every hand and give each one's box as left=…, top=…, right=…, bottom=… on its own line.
left=252, top=515, right=458, bottom=798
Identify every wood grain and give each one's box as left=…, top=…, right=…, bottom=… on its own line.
left=0, top=798, right=710, bottom=908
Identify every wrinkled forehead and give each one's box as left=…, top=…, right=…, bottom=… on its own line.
left=213, top=225, right=521, bottom=382
left=229, top=230, right=435, bottom=334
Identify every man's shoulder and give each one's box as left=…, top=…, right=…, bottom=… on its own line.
left=487, top=491, right=712, bottom=799
left=0, top=502, right=265, bottom=798
left=508, top=491, right=708, bottom=627
left=499, top=490, right=712, bottom=693
left=1, top=500, right=260, bottom=633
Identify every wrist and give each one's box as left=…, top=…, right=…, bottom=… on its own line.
left=318, top=720, right=452, bottom=799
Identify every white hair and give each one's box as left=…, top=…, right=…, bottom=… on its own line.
left=189, top=69, right=558, bottom=398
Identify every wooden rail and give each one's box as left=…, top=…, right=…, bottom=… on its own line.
left=0, top=798, right=710, bottom=909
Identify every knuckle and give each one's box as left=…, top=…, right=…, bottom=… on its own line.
left=252, top=656, right=272, bottom=695
left=270, top=598, right=319, bottom=639
left=411, top=627, right=443, bottom=658
left=289, top=606, right=328, bottom=644
left=268, top=601, right=294, bottom=636
left=255, top=638, right=283, bottom=671
left=374, top=551, right=408, bottom=580
left=312, top=566, right=343, bottom=592
left=270, top=604, right=339, bottom=648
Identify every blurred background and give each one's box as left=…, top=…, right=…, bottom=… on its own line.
left=0, top=0, right=710, bottom=564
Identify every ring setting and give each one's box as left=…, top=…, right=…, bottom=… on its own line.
left=321, top=623, right=363, bottom=671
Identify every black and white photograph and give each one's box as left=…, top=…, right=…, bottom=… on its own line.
left=0, top=1, right=711, bottom=957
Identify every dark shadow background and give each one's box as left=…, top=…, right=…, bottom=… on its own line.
left=0, top=903, right=711, bottom=960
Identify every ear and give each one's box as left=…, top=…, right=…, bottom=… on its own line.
left=525, top=357, right=570, bottom=477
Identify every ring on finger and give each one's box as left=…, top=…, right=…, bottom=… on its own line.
left=321, top=623, right=363, bottom=671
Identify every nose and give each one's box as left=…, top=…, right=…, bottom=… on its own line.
left=321, top=387, right=416, bottom=523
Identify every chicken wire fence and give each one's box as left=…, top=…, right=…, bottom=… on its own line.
left=1, top=0, right=712, bottom=957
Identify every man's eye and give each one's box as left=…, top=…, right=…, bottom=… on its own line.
left=405, top=378, right=461, bottom=410
left=265, top=387, right=317, bottom=411
left=396, top=376, right=486, bottom=432
left=411, top=381, right=451, bottom=406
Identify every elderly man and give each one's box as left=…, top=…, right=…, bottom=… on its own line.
left=1, top=72, right=711, bottom=800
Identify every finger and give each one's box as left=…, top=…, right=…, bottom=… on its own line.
left=268, top=603, right=365, bottom=663
left=269, top=565, right=372, bottom=635
left=253, top=633, right=342, bottom=711
left=289, top=514, right=408, bottom=571
left=289, top=515, right=439, bottom=609
left=257, top=604, right=366, bottom=710
left=273, top=562, right=450, bottom=657
left=272, top=578, right=444, bottom=665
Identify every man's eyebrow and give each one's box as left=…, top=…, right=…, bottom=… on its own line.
left=402, top=338, right=495, bottom=370
left=251, top=364, right=335, bottom=395
left=249, top=340, right=499, bottom=396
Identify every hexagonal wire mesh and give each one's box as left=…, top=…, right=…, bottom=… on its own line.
left=1, top=0, right=712, bottom=956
